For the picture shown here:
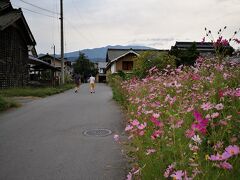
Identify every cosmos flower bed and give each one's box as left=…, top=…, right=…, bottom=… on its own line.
left=118, top=57, right=240, bottom=179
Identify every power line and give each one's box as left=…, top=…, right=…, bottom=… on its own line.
left=13, top=4, right=57, bottom=18
left=18, top=0, right=59, bottom=15
left=65, top=18, right=96, bottom=46
left=70, top=0, right=99, bottom=44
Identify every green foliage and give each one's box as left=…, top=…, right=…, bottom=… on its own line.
left=0, top=96, right=18, bottom=111
left=0, top=84, right=74, bottom=98
left=107, top=74, right=127, bottom=107
left=117, top=70, right=127, bottom=80
left=73, top=52, right=98, bottom=81
left=215, top=45, right=235, bottom=61
left=170, top=43, right=200, bottom=66
left=133, top=51, right=176, bottom=78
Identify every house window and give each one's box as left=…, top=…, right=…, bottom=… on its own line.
left=122, top=61, right=133, bottom=71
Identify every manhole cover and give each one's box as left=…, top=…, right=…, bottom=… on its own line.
left=83, top=129, right=112, bottom=137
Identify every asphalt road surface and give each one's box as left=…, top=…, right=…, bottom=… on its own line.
left=0, top=83, right=127, bottom=180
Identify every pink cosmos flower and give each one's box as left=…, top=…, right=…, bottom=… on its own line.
left=210, top=152, right=231, bottom=161
left=185, top=129, right=195, bottom=138
left=225, top=145, right=240, bottom=156
left=146, top=148, right=156, bottom=155
left=205, top=114, right=211, bottom=119
left=219, top=120, right=228, bottom=126
left=131, top=119, right=140, bottom=126
left=222, top=39, right=229, bottom=46
left=128, top=134, right=134, bottom=139
left=215, top=103, right=224, bottom=110
left=145, top=110, right=153, bottom=114
left=175, top=119, right=184, bottom=128
left=113, top=134, right=119, bottom=142
left=151, top=130, right=163, bottom=140
left=192, top=110, right=209, bottom=135
left=191, top=73, right=201, bottom=81
left=137, top=122, right=147, bottom=130
left=209, top=153, right=223, bottom=161
left=170, top=170, right=184, bottom=180
left=235, top=88, right=240, bottom=97
left=152, top=113, right=160, bottom=118
left=164, top=163, right=176, bottom=178
left=219, top=161, right=233, bottom=170
left=139, top=130, right=145, bottom=136
left=201, top=102, right=214, bottom=111
left=211, top=112, right=219, bottom=119
left=126, top=172, right=132, bottom=180
left=132, top=168, right=140, bottom=175
left=150, top=116, right=163, bottom=127
left=187, top=106, right=194, bottom=112
left=218, top=89, right=224, bottom=97
left=125, top=125, right=133, bottom=131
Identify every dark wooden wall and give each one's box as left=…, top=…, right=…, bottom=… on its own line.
left=0, top=26, right=29, bottom=88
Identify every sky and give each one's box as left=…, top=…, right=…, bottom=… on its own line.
left=11, top=0, right=240, bottom=54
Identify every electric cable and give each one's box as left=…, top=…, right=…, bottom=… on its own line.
left=18, top=0, right=59, bottom=15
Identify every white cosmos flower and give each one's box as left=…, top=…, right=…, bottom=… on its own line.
left=192, top=135, right=202, bottom=144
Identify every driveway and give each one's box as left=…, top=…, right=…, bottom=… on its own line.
left=0, top=83, right=127, bottom=180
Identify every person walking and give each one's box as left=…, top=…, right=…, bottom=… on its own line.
left=89, top=75, right=95, bottom=93
left=74, top=74, right=81, bottom=93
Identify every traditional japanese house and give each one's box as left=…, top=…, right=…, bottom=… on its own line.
left=39, top=54, right=73, bottom=81
left=171, top=41, right=215, bottom=56
left=0, top=0, right=36, bottom=88
left=105, top=48, right=163, bottom=74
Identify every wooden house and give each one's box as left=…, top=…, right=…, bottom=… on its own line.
left=0, top=0, right=36, bottom=88
left=39, top=54, right=73, bottom=81
left=171, top=42, right=215, bottom=56
left=105, top=48, right=162, bottom=74
left=39, top=54, right=62, bottom=69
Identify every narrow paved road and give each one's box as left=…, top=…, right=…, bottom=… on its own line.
left=0, top=84, right=127, bottom=180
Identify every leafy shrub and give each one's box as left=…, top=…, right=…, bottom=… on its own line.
left=133, top=51, right=176, bottom=78
left=0, top=96, right=18, bottom=111
left=170, top=43, right=200, bottom=66
left=107, top=74, right=127, bottom=107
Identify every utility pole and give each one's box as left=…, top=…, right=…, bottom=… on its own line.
left=53, top=44, right=56, bottom=66
left=60, top=0, right=64, bottom=84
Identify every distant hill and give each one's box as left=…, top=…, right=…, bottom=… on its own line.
left=63, top=45, right=154, bottom=62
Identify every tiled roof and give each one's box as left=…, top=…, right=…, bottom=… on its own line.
left=29, top=55, right=60, bottom=71
left=38, top=54, right=61, bottom=61
left=0, top=10, right=21, bottom=30
left=0, top=1, right=10, bottom=11
left=106, top=48, right=164, bottom=62
left=0, top=6, right=36, bottom=45
left=173, top=41, right=215, bottom=52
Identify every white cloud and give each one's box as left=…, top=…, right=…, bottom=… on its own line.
left=10, top=0, right=240, bottom=53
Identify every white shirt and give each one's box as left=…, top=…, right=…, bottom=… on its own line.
left=89, top=76, right=95, bottom=84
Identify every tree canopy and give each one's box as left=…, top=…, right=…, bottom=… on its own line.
left=170, top=43, right=199, bottom=66
left=133, top=51, right=176, bottom=78
left=73, top=53, right=98, bottom=82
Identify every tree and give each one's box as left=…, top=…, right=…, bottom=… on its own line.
left=133, top=51, right=176, bottom=78
left=73, top=52, right=98, bottom=82
left=170, top=43, right=199, bottom=66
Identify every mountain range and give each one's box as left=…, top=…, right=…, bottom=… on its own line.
left=63, top=45, right=154, bottom=62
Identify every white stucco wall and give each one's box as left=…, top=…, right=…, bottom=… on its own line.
left=111, top=63, right=116, bottom=73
